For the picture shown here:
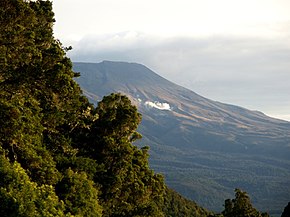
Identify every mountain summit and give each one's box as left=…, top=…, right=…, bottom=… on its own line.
left=74, top=61, right=290, bottom=213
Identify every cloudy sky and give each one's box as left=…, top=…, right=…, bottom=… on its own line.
left=52, top=0, right=290, bottom=121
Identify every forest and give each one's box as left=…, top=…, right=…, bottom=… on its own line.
left=0, top=0, right=289, bottom=216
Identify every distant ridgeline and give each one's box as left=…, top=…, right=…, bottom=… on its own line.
left=0, top=0, right=289, bottom=217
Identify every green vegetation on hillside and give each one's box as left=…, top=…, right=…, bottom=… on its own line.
left=0, top=0, right=210, bottom=216
left=220, top=189, right=269, bottom=217
left=0, top=0, right=287, bottom=216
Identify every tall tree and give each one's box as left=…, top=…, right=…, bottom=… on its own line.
left=80, top=93, right=165, bottom=217
left=0, top=0, right=89, bottom=185
left=222, top=189, right=264, bottom=217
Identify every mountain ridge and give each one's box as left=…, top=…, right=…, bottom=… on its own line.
left=73, top=60, right=290, bottom=213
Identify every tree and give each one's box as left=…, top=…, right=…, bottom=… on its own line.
left=0, top=154, right=66, bottom=217
left=222, top=199, right=233, bottom=217
left=281, top=202, right=290, bottom=217
left=222, top=189, right=263, bottom=217
left=0, top=0, right=94, bottom=215
left=82, top=93, right=165, bottom=216
left=0, top=0, right=89, bottom=185
left=0, top=91, right=61, bottom=185
left=56, top=168, right=102, bottom=217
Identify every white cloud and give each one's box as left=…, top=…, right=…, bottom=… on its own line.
left=145, top=101, right=171, bottom=111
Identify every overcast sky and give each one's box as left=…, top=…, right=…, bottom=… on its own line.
left=52, top=0, right=290, bottom=121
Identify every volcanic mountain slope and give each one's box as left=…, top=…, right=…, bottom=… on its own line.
left=74, top=61, right=290, bottom=214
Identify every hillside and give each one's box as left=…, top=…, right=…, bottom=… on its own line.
left=0, top=1, right=213, bottom=216
left=74, top=61, right=290, bottom=214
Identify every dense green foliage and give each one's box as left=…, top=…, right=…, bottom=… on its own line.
left=0, top=0, right=164, bottom=216
left=1, top=1, right=284, bottom=217
left=221, top=189, right=261, bottom=217
left=162, top=188, right=210, bottom=217
left=218, top=189, right=269, bottom=217
left=0, top=0, right=210, bottom=216
left=206, top=189, right=271, bottom=217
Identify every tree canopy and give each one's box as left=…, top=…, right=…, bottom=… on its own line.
left=0, top=1, right=210, bottom=216
left=0, top=1, right=278, bottom=217
left=220, top=189, right=269, bottom=217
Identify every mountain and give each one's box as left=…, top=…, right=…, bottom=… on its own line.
left=73, top=61, right=290, bottom=214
